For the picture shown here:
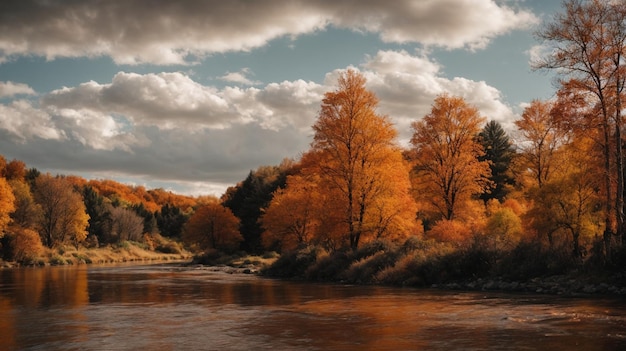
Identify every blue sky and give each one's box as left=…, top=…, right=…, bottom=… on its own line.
left=0, top=0, right=561, bottom=196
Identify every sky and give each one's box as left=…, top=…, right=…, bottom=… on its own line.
left=0, top=0, right=563, bottom=197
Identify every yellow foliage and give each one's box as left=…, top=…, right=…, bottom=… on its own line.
left=427, top=219, right=473, bottom=248
left=0, top=178, right=16, bottom=237
left=485, top=207, right=524, bottom=250
left=7, top=226, right=44, bottom=262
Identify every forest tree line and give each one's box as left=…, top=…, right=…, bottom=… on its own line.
left=0, top=156, right=246, bottom=263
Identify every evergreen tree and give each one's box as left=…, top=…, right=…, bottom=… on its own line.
left=222, top=163, right=292, bottom=253
left=478, top=120, right=515, bottom=202
left=82, top=185, right=110, bottom=244
left=156, top=204, right=188, bottom=238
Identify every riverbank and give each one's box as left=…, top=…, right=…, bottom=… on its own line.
left=261, top=241, right=626, bottom=297
left=184, top=250, right=279, bottom=274
left=0, top=240, right=192, bottom=268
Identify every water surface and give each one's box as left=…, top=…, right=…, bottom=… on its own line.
left=1, top=263, right=625, bottom=350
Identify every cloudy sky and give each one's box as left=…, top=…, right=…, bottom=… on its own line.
left=0, top=0, right=561, bottom=197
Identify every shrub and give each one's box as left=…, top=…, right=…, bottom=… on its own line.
left=50, top=254, right=66, bottom=265
left=495, top=241, right=576, bottom=280
left=262, top=245, right=325, bottom=278
left=5, top=226, right=44, bottom=263
left=156, top=241, right=182, bottom=254
left=342, top=249, right=401, bottom=284
left=305, top=250, right=351, bottom=281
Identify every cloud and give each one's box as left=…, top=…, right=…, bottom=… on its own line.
left=0, top=81, right=36, bottom=97
left=42, top=72, right=238, bottom=130
left=0, top=0, right=538, bottom=65
left=1, top=50, right=517, bottom=196
left=526, top=44, right=553, bottom=67
left=0, top=100, right=64, bottom=141
left=42, top=71, right=325, bottom=133
left=324, top=0, right=538, bottom=50
left=361, top=50, right=518, bottom=141
left=219, top=68, right=262, bottom=86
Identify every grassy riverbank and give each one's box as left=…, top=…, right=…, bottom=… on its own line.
left=0, top=239, right=192, bottom=268
left=262, top=239, right=626, bottom=296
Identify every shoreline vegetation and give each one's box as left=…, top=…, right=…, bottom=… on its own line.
left=2, top=241, right=625, bottom=298
left=259, top=240, right=626, bottom=297
left=0, top=237, right=192, bottom=268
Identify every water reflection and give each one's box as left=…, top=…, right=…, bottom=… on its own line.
left=1, top=263, right=625, bottom=350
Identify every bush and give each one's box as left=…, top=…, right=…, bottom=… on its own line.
left=50, top=254, right=66, bottom=265
left=156, top=241, right=182, bottom=254
left=262, top=245, right=325, bottom=278
left=305, top=250, right=351, bottom=281
left=4, top=226, right=44, bottom=263
left=495, top=242, right=577, bottom=280
left=341, top=249, right=401, bottom=284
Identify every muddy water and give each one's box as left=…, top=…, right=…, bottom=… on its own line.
left=1, top=263, right=625, bottom=350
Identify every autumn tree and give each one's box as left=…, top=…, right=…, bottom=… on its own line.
left=34, top=174, right=89, bottom=248
left=515, top=99, right=569, bottom=188
left=478, top=120, right=515, bottom=202
left=182, top=203, right=242, bottom=252
left=410, top=94, right=491, bottom=222
left=108, top=206, right=144, bottom=242
left=9, top=180, right=41, bottom=229
left=484, top=201, right=524, bottom=251
left=4, top=159, right=26, bottom=181
left=4, top=226, right=43, bottom=263
left=524, top=137, right=602, bottom=257
left=535, top=0, right=626, bottom=252
left=306, top=69, right=417, bottom=250
left=260, top=174, right=323, bottom=251
left=0, top=178, right=16, bottom=237
left=130, top=202, right=158, bottom=235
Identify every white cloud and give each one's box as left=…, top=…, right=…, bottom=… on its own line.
left=325, top=0, right=538, bottom=50
left=42, top=71, right=325, bottom=133
left=0, top=100, right=64, bottom=141
left=49, top=107, right=148, bottom=152
left=360, top=50, right=518, bottom=142
left=219, top=68, right=262, bottom=86
left=0, top=0, right=538, bottom=65
left=1, top=50, right=517, bottom=195
left=42, top=72, right=239, bottom=130
left=526, top=44, right=552, bottom=67
left=0, top=81, right=36, bottom=97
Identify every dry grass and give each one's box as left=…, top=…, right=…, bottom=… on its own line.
left=30, top=241, right=192, bottom=266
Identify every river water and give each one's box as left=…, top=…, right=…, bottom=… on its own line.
left=1, top=263, right=625, bottom=350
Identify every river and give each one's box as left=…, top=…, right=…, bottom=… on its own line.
left=1, top=263, right=625, bottom=350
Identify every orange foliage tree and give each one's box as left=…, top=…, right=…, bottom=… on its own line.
left=535, top=0, right=626, bottom=251
left=8, top=180, right=41, bottom=229
left=302, top=69, right=417, bottom=250
left=515, top=99, right=569, bottom=188
left=410, top=94, right=491, bottom=222
left=182, top=203, right=242, bottom=252
left=524, top=136, right=603, bottom=256
left=260, top=175, right=323, bottom=251
left=0, top=178, right=16, bottom=237
left=34, top=174, right=89, bottom=248
left=6, top=226, right=44, bottom=262
left=4, top=159, right=26, bottom=181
